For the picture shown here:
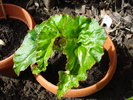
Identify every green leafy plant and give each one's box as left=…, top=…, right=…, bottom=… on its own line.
left=126, top=96, right=133, bottom=100
left=13, top=14, right=107, bottom=98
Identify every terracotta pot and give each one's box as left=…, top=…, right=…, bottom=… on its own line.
left=0, top=4, right=36, bottom=77
left=33, top=35, right=117, bottom=97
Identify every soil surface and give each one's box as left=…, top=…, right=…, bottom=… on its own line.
left=0, top=18, right=28, bottom=60
left=1, top=0, right=133, bottom=100
left=42, top=50, right=109, bottom=89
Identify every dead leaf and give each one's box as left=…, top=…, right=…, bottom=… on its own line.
left=75, top=4, right=86, bottom=15
left=91, top=5, right=98, bottom=16
left=103, top=27, right=112, bottom=33
left=106, top=9, right=112, bottom=15
left=115, top=30, right=124, bottom=46
left=126, top=34, right=133, bottom=39
left=109, top=12, right=121, bottom=24
left=100, top=9, right=107, bottom=18
left=129, top=44, right=133, bottom=49
left=124, top=15, right=133, bottom=23
left=131, top=26, right=133, bottom=32
left=85, top=9, right=93, bottom=18
left=91, top=5, right=100, bottom=21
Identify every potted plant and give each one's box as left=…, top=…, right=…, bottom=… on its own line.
left=0, top=4, right=35, bottom=77
left=13, top=14, right=117, bottom=98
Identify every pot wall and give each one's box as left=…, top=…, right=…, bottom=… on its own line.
left=0, top=4, right=35, bottom=77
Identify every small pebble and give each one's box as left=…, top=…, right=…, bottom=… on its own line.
left=0, top=39, right=6, bottom=46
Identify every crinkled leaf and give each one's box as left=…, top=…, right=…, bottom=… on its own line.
left=57, top=71, right=80, bottom=98
left=32, top=14, right=72, bottom=74
left=57, top=16, right=106, bottom=98
left=63, top=15, right=88, bottom=39
left=13, top=29, right=37, bottom=75
left=13, top=21, right=47, bottom=75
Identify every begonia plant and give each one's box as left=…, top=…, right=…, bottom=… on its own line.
left=13, top=14, right=107, bottom=98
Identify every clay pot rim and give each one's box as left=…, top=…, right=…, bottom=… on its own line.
left=0, top=4, right=35, bottom=70
left=0, top=4, right=35, bottom=29
left=32, top=35, right=117, bottom=97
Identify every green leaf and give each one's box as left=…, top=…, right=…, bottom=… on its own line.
left=126, top=96, right=133, bottom=100
left=48, top=14, right=72, bottom=34
left=32, top=14, right=72, bottom=74
left=57, top=71, right=80, bottom=98
left=63, top=15, right=88, bottom=39
left=13, top=21, right=47, bottom=75
left=13, top=29, right=37, bottom=75
left=57, top=16, right=106, bottom=98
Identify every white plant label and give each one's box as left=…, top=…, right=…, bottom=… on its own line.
left=101, top=15, right=112, bottom=28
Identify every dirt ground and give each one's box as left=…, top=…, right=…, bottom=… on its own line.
left=0, top=0, right=133, bottom=100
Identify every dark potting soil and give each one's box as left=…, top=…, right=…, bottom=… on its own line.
left=41, top=49, right=109, bottom=88
left=0, top=18, right=29, bottom=60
